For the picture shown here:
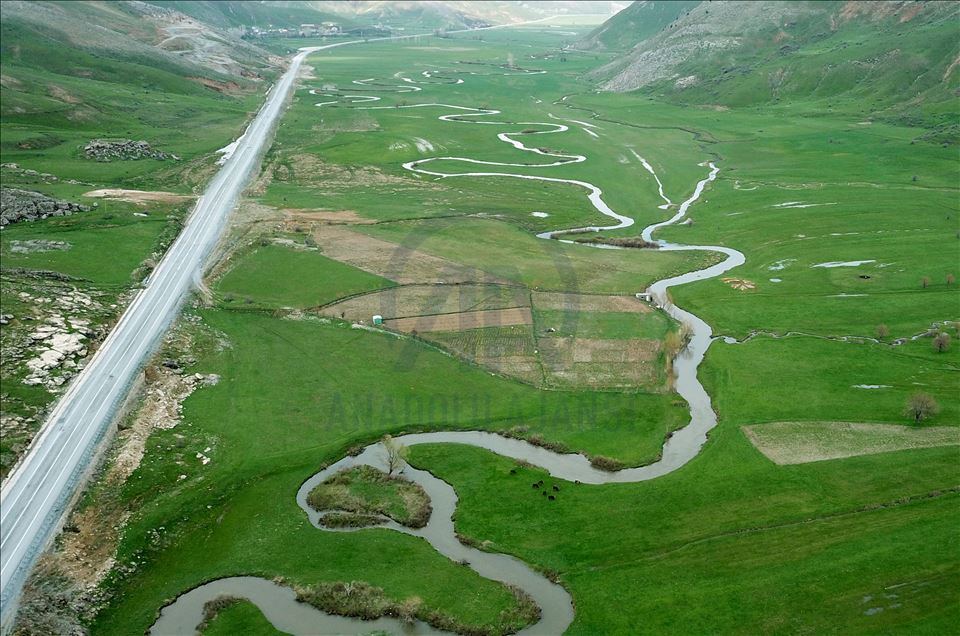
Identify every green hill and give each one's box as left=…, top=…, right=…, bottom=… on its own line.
left=148, top=1, right=348, bottom=29
left=582, top=1, right=960, bottom=136
left=0, top=1, right=279, bottom=189
left=577, top=0, right=700, bottom=50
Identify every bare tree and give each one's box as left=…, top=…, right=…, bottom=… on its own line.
left=875, top=324, right=889, bottom=339
left=382, top=434, right=408, bottom=474
left=904, top=392, right=940, bottom=424
left=921, top=276, right=930, bottom=288
left=947, top=273, right=956, bottom=286
left=664, top=330, right=684, bottom=358
left=933, top=332, right=951, bottom=353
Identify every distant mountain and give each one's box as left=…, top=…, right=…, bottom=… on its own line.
left=74, top=2, right=627, bottom=37
left=441, top=1, right=628, bottom=23
left=307, top=1, right=626, bottom=30
left=577, top=0, right=700, bottom=50
left=316, top=1, right=492, bottom=29
left=147, top=1, right=354, bottom=29
left=581, top=1, right=960, bottom=132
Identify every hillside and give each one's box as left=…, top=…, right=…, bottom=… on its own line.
left=1, top=1, right=280, bottom=173
left=148, top=1, right=353, bottom=30
left=577, top=0, right=700, bottom=50
left=104, top=2, right=627, bottom=36
left=583, top=1, right=960, bottom=134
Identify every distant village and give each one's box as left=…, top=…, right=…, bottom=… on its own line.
left=240, top=21, right=393, bottom=39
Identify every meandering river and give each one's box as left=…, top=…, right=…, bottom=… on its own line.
left=150, top=61, right=744, bottom=636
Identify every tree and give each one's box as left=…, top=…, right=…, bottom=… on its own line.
left=921, top=276, right=930, bottom=288
left=904, top=392, right=940, bottom=424
left=875, top=324, right=889, bottom=339
left=947, top=273, right=956, bottom=286
left=382, top=434, right=408, bottom=474
left=933, top=332, right=951, bottom=353
left=664, top=330, right=684, bottom=358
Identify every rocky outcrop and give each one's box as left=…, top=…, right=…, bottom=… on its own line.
left=590, top=2, right=819, bottom=92
left=0, top=188, right=91, bottom=226
left=5, top=287, right=103, bottom=390
left=83, top=139, right=179, bottom=162
left=1, top=162, right=58, bottom=183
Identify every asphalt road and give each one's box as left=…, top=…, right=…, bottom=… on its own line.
left=0, top=17, right=587, bottom=627
left=0, top=41, right=354, bottom=628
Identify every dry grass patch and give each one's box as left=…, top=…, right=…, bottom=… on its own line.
left=83, top=189, right=195, bottom=205
left=386, top=307, right=532, bottom=333
left=532, top=291, right=651, bottom=313
left=273, top=153, right=413, bottom=189
left=539, top=337, right=662, bottom=389
left=320, top=284, right=528, bottom=321
left=310, top=225, right=504, bottom=284
left=427, top=325, right=543, bottom=385
left=284, top=208, right=373, bottom=224
left=743, top=421, right=960, bottom=465
left=721, top=277, right=756, bottom=291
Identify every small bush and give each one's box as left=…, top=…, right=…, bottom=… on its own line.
left=933, top=332, right=951, bottom=353
left=196, top=595, right=241, bottom=632
left=904, top=392, right=940, bottom=423
left=307, top=465, right=431, bottom=528
left=589, top=455, right=624, bottom=472
left=319, top=512, right=382, bottom=528
left=574, top=236, right=659, bottom=249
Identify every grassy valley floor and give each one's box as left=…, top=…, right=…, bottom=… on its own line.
left=15, top=21, right=958, bottom=636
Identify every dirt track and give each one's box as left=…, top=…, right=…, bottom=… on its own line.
left=83, top=189, right=194, bottom=204
left=284, top=209, right=373, bottom=224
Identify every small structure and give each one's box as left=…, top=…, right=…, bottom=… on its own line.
left=372, top=315, right=383, bottom=326
left=635, top=292, right=652, bottom=302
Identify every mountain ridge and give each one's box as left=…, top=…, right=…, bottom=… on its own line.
left=580, top=0, right=959, bottom=135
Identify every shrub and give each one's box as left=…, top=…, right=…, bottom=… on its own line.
left=196, top=595, right=241, bottom=631
left=574, top=236, right=659, bottom=249
left=319, top=512, right=382, bottom=528
left=589, top=455, right=624, bottom=472
left=904, top=392, right=940, bottom=423
left=933, top=332, right=951, bottom=353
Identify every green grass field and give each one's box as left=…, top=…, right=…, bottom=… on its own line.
left=202, top=599, right=285, bottom=636
left=0, top=195, right=193, bottom=476
left=29, top=20, right=958, bottom=636
left=0, top=1, right=276, bottom=478
left=216, top=243, right=395, bottom=309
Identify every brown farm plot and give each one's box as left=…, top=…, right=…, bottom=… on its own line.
left=311, top=225, right=505, bottom=285
left=539, top=337, right=662, bottom=389
left=429, top=325, right=543, bottom=385
left=386, top=307, right=532, bottom=333
left=532, top=291, right=651, bottom=313
left=319, top=284, right=528, bottom=322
